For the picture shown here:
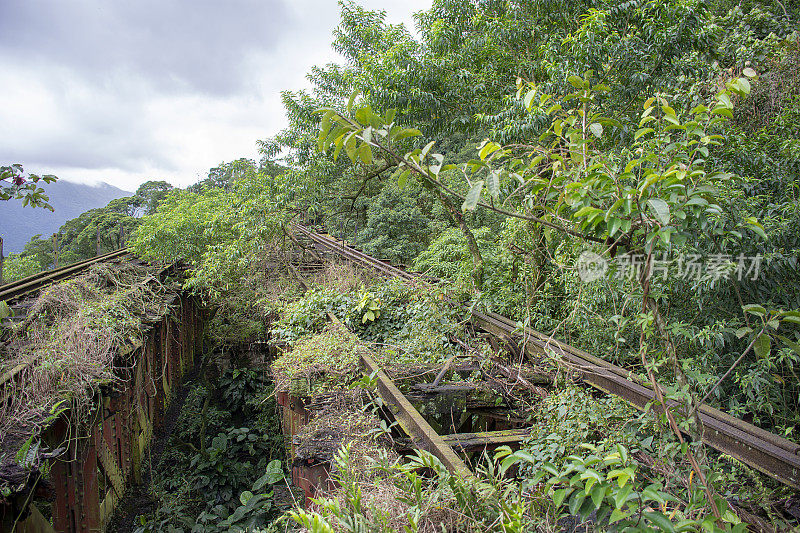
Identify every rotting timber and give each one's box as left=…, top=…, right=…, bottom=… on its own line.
left=0, top=252, right=205, bottom=533
left=288, top=223, right=800, bottom=492
left=278, top=260, right=536, bottom=507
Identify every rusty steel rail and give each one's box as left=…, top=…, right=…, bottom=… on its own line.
left=0, top=248, right=131, bottom=303
left=291, top=223, right=800, bottom=490
left=1, top=248, right=136, bottom=393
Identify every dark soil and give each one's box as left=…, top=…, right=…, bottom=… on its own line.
left=107, top=366, right=198, bottom=533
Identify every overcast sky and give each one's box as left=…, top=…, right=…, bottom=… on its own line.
left=0, top=0, right=431, bottom=192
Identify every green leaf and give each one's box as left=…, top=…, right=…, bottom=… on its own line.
left=747, top=222, right=768, bottom=240
left=647, top=198, right=670, bottom=225
left=486, top=170, right=500, bottom=199
left=607, top=217, right=622, bottom=237
left=568, top=490, right=586, bottom=516
left=574, top=205, right=602, bottom=218
left=742, top=304, right=766, bottom=317
left=523, top=90, right=536, bottom=111
left=616, top=444, right=628, bottom=464
left=462, top=181, right=484, bottom=211
left=0, top=301, right=12, bottom=320
left=613, top=484, right=632, bottom=509
left=264, top=459, right=284, bottom=484
left=712, top=105, right=734, bottom=118
left=344, top=132, right=358, bottom=161
left=685, top=197, right=708, bottom=207
left=479, top=141, right=502, bottom=161
left=737, top=77, right=751, bottom=94
left=635, top=127, right=654, bottom=140
left=641, top=485, right=666, bottom=504
left=590, top=484, right=606, bottom=508
left=393, top=128, right=422, bottom=142
left=397, top=169, right=410, bottom=189
left=589, top=123, right=603, bottom=138
left=610, top=508, right=629, bottom=524
left=358, top=143, right=373, bottom=165
left=777, top=335, right=800, bottom=356
left=645, top=511, right=676, bottom=533
left=753, top=333, right=771, bottom=359
left=553, top=488, right=569, bottom=508
left=663, top=114, right=681, bottom=126
left=318, top=111, right=333, bottom=150
left=361, top=125, right=373, bottom=144
left=240, top=490, right=254, bottom=505
left=355, top=106, right=374, bottom=125
left=567, top=75, right=584, bottom=88
left=333, top=133, right=346, bottom=161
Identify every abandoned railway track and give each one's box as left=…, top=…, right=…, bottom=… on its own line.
left=0, top=248, right=136, bottom=390
left=0, top=248, right=131, bottom=304
left=1, top=250, right=203, bottom=533
left=291, top=223, right=800, bottom=491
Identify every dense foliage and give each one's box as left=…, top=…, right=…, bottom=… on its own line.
left=133, top=368, right=287, bottom=533
left=9, top=0, right=798, bottom=530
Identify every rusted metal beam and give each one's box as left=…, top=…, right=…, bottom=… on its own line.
left=470, top=311, right=800, bottom=489
left=0, top=248, right=130, bottom=303
left=359, top=353, right=476, bottom=482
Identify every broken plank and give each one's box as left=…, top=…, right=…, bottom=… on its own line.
left=442, top=428, right=530, bottom=452
left=360, top=352, right=477, bottom=483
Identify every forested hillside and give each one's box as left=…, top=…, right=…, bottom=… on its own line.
left=3, top=0, right=798, bottom=530
left=0, top=179, right=130, bottom=254
left=134, top=0, right=799, bottom=430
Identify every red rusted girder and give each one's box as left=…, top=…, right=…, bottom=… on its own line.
left=45, top=291, right=202, bottom=532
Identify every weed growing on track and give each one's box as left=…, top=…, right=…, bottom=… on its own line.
left=0, top=263, right=170, bottom=463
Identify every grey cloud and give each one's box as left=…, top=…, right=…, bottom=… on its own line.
left=0, top=0, right=294, bottom=95
left=2, top=129, right=173, bottom=172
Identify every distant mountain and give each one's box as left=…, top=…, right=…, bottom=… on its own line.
left=0, top=180, right=131, bottom=255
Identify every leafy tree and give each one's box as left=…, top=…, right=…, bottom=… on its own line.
left=19, top=234, right=56, bottom=270
left=355, top=184, right=433, bottom=264
left=132, top=180, right=174, bottom=216
left=2, top=254, right=40, bottom=282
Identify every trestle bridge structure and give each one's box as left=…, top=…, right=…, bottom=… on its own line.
left=1, top=227, right=798, bottom=532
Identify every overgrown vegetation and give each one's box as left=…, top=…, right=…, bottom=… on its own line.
left=8, top=0, right=798, bottom=530
left=132, top=367, right=288, bottom=533
left=0, top=263, right=170, bottom=464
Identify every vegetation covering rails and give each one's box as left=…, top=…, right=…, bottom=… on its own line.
left=295, top=387, right=397, bottom=475
left=115, top=0, right=800, bottom=530
left=270, top=273, right=489, bottom=389
left=272, top=323, right=370, bottom=395
left=0, top=262, right=171, bottom=478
